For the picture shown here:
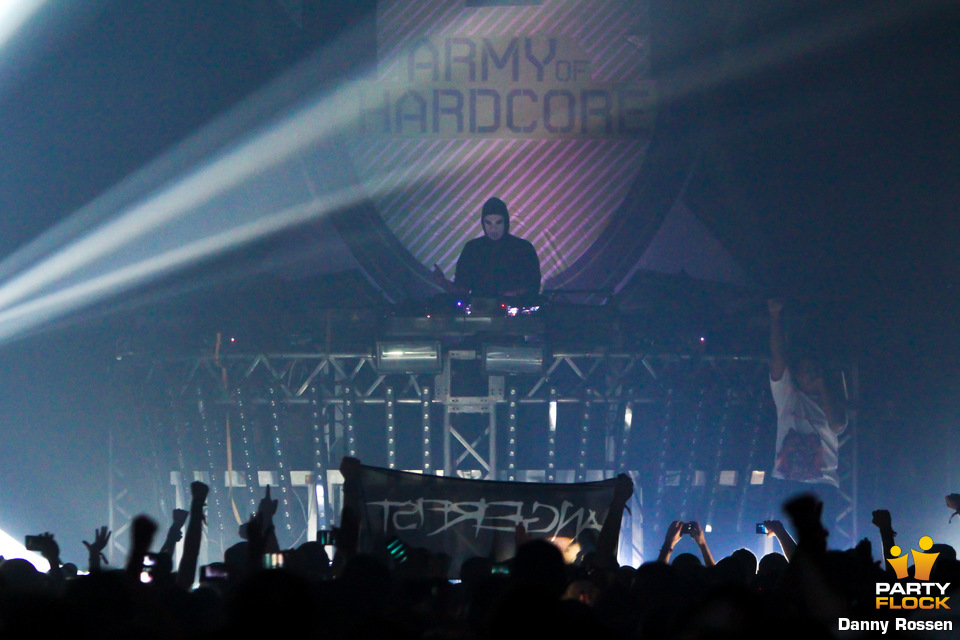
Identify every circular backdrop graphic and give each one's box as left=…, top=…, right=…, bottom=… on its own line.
left=334, top=0, right=665, bottom=296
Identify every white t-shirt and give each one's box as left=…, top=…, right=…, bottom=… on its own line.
left=770, top=367, right=846, bottom=487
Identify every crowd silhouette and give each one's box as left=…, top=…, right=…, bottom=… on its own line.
left=2, top=468, right=958, bottom=639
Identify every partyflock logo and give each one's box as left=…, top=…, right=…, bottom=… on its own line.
left=840, top=536, right=953, bottom=634
left=875, top=536, right=950, bottom=610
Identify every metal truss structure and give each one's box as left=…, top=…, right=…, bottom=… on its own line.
left=114, top=347, right=859, bottom=563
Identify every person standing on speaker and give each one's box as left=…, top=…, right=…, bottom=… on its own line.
left=767, top=298, right=847, bottom=486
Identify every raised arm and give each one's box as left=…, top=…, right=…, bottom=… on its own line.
left=159, top=509, right=189, bottom=558
left=763, top=519, right=797, bottom=561
left=783, top=494, right=828, bottom=557
left=34, top=532, right=64, bottom=584
left=244, top=510, right=274, bottom=574
left=175, top=481, right=209, bottom=589
left=657, top=520, right=684, bottom=564
left=83, top=526, right=111, bottom=573
left=125, top=516, right=158, bottom=583
left=596, top=474, right=633, bottom=562
left=871, top=509, right=898, bottom=577
left=256, top=486, right=280, bottom=554
left=688, top=521, right=716, bottom=567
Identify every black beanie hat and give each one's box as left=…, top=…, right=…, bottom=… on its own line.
left=481, top=197, right=509, bottom=233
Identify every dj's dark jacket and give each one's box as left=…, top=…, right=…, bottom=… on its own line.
left=454, top=233, right=541, bottom=296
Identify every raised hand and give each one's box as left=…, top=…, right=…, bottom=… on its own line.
left=160, top=509, right=190, bottom=557
left=176, top=485, right=208, bottom=589
left=664, top=520, right=683, bottom=548
left=257, top=486, right=279, bottom=522
left=686, top=521, right=706, bottom=545
left=763, top=519, right=786, bottom=538
left=784, top=494, right=828, bottom=554
left=245, top=511, right=276, bottom=571
left=126, top=515, right=158, bottom=581
left=871, top=509, right=895, bottom=534
left=30, top=532, right=63, bottom=580
left=190, top=480, right=209, bottom=505
left=34, top=532, right=61, bottom=563
left=947, top=494, right=960, bottom=522
left=613, top=473, right=634, bottom=507
left=172, top=508, right=189, bottom=528
left=83, top=526, right=111, bottom=570
left=763, top=519, right=797, bottom=560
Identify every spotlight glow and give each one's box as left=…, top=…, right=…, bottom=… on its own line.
left=0, top=31, right=380, bottom=342
left=0, top=10, right=495, bottom=343
left=0, top=526, right=50, bottom=572
left=0, top=1, right=929, bottom=346
left=0, top=0, right=45, bottom=49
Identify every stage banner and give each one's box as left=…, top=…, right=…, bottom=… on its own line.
left=349, top=463, right=619, bottom=571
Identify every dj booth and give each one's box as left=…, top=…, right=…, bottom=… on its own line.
left=113, top=294, right=845, bottom=564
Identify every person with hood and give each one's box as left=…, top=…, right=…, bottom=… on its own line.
left=433, top=197, right=540, bottom=297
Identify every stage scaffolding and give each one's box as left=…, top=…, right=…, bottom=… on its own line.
left=113, top=347, right=859, bottom=564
